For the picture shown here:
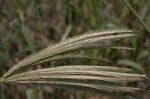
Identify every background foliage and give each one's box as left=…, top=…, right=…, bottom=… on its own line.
left=0, top=0, right=150, bottom=99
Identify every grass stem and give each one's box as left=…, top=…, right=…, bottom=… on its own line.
left=0, top=0, right=6, bottom=21
left=123, top=0, right=150, bottom=35
left=0, top=0, right=5, bottom=14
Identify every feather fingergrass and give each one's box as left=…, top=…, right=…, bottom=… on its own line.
left=1, top=29, right=146, bottom=97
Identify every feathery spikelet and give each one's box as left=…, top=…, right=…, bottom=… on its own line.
left=1, top=29, right=145, bottom=97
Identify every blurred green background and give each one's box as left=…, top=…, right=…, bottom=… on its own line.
left=0, top=0, right=150, bottom=99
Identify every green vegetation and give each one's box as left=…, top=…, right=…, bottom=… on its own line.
left=0, top=0, right=149, bottom=99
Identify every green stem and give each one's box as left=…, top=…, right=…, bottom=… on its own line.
left=0, top=0, right=5, bottom=14
left=123, top=0, right=150, bottom=35
left=0, top=0, right=6, bottom=21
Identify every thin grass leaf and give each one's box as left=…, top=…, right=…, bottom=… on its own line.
left=123, top=0, right=150, bottom=34
left=0, top=0, right=6, bottom=20
left=117, top=59, right=145, bottom=73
